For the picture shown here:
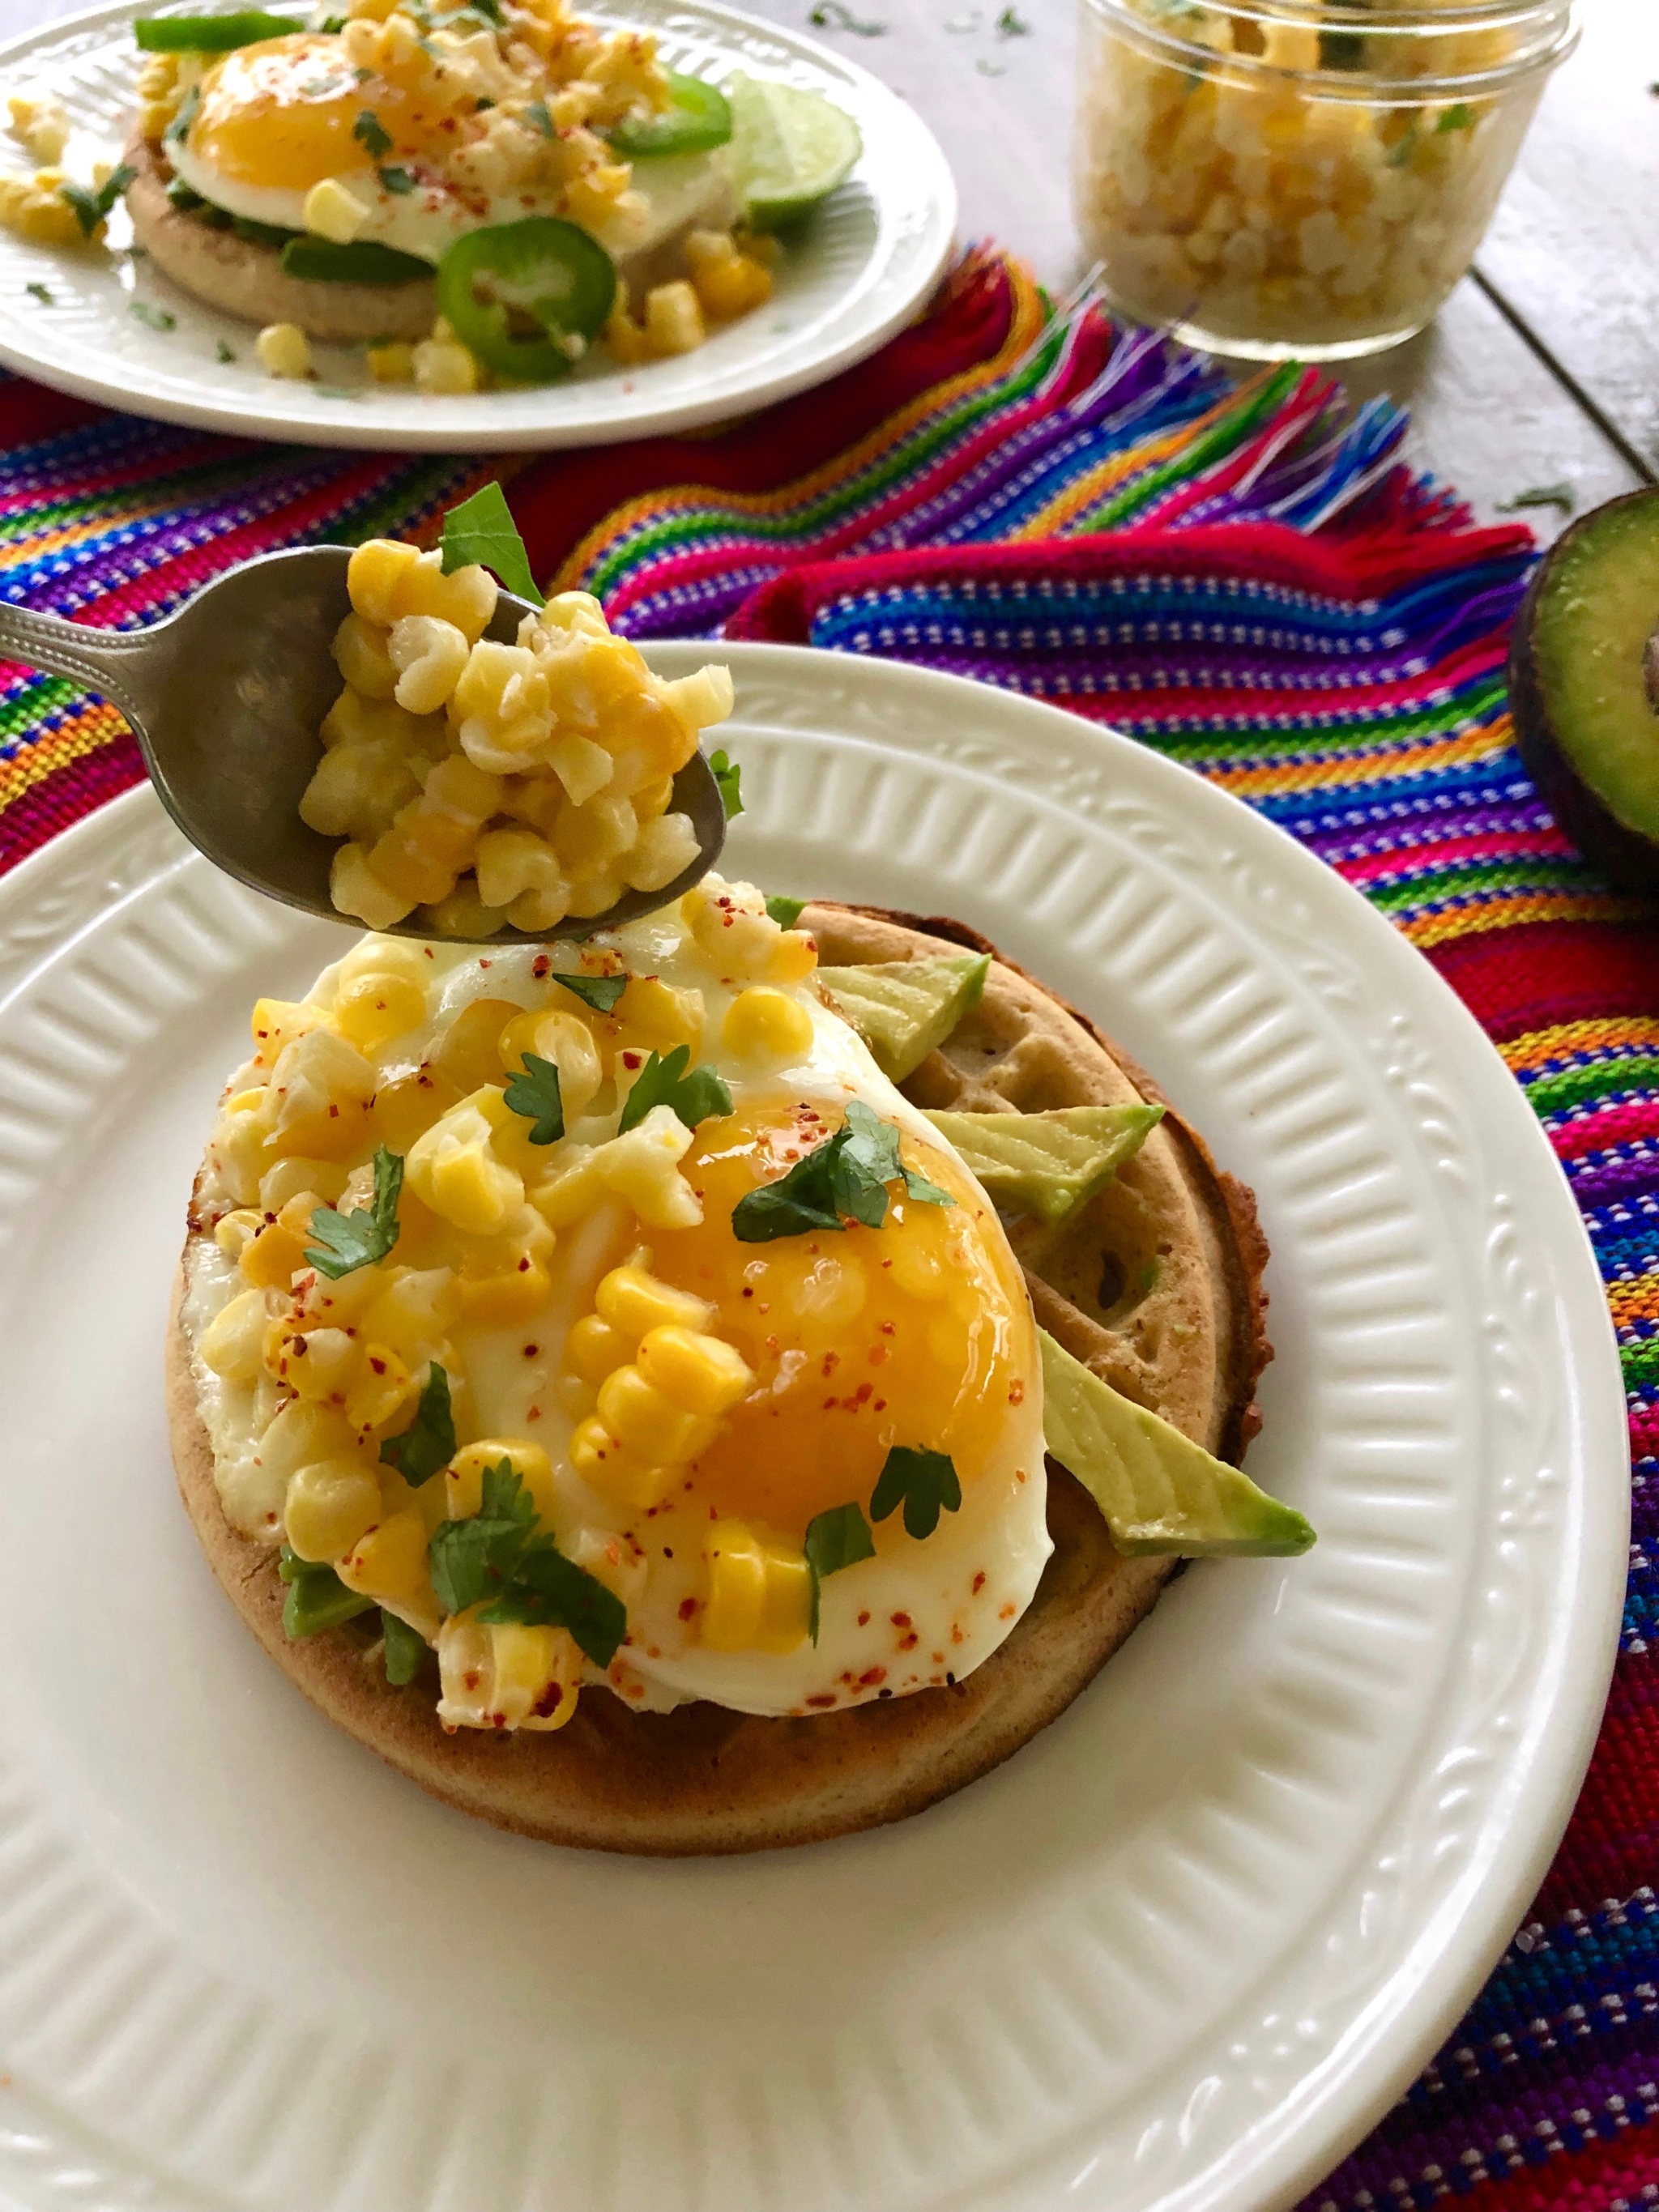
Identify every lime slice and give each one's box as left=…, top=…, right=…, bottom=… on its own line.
left=727, top=73, right=862, bottom=232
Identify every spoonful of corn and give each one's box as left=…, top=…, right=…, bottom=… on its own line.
left=0, top=492, right=730, bottom=944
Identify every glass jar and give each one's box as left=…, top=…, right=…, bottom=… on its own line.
left=1072, top=0, right=1578, bottom=359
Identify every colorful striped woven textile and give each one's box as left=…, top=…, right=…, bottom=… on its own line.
left=3, top=244, right=1657, bottom=2210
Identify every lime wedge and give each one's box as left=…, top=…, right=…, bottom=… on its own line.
left=727, top=73, right=862, bottom=232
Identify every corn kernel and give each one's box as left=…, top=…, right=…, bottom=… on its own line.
left=284, top=1456, right=382, bottom=1562
left=338, top=1507, right=430, bottom=1600
left=497, top=1008, right=602, bottom=1118
left=269, top=1322, right=360, bottom=1400
left=617, top=974, right=703, bottom=1056
left=637, top=1324, right=753, bottom=1417
left=767, top=929, right=818, bottom=985
left=565, top=1311, right=627, bottom=1383
left=366, top=340, right=416, bottom=383
left=389, top=613, right=470, bottom=716
left=433, top=997, right=520, bottom=1091
left=256, top=322, right=312, bottom=380
left=661, top=663, right=734, bottom=737
left=623, top=811, right=699, bottom=894
left=348, top=539, right=422, bottom=627
left=722, top=986, right=815, bottom=1060
left=214, top=1208, right=262, bottom=1261
left=596, top=1362, right=716, bottom=1464
left=548, top=733, right=613, bottom=804
left=407, top=1099, right=524, bottom=1234
left=446, top=1437, right=555, bottom=1525
left=331, top=840, right=417, bottom=930
left=568, top=1415, right=674, bottom=1510
left=700, top=1519, right=810, bottom=1652
left=331, top=970, right=427, bottom=1054
left=8, top=92, right=70, bottom=164
left=258, top=1157, right=349, bottom=1211
left=359, top=1268, right=459, bottom=1362
left=332, top=613, right=397, bottom=700
left=250, top=995, right=321, bottom=1068
left=241, top=1217, right=309, bottom=1290
left=644, top=279, right=705, bottom=356
left=344, top=1341, right=419, bottom=1434
left=369, top=1067, right=463, bottom=1153
left=413, top=334, right=480, bottom=394
left=495, top=1623, right=582, bottom=1730
left=258, top=1399, right=356, bottom=1486
left=595, top=1263, right=710, bottom=1340
left=198, top=1285, right=269, bottom=1383
left=302, top=175, right=369, bottom=241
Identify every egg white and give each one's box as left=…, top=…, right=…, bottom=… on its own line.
left=188, top=895, right=1052, bottom=1721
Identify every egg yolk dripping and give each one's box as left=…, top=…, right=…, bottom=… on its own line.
left=636, top=1101, right=1036, bottom=1540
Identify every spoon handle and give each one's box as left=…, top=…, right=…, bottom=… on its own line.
left=0, top=602, right=162, bottom=731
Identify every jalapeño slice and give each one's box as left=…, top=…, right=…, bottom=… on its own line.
left=134, top=11, right=296, bottom=49
left=609, top=70, right=732, bottom=157
left=434, top=217, right=615, bottom=384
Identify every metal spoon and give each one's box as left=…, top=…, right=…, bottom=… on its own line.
left=0, top=545, right=727, bottom=943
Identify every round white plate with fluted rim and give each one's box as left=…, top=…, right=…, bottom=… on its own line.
left=0, top=642, right=1627, bottom=2212
left=0, top=0, right=953, bottom=450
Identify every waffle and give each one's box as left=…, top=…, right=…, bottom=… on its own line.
left=168, top=905, right=1271, bottom=1854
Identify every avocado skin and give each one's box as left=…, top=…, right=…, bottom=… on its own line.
left=1508, top=489, right=1659, bottom=899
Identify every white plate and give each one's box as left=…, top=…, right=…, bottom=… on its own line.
left=0, top=645, right=1627, bottom=2212
left=0, top=1, right=954, bottom=450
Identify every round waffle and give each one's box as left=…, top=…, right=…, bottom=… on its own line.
left=168, top=904, right=1271, bottom=1854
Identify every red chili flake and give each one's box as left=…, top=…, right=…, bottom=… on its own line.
left=951, top=1624, right=965, bottom=1644
left=821, top=1351, right=839, bottom=1375
left=533, top=1682, right=564, bottom=1718
left=517, top=1256, right=531, bottom=1272
left=972, top=1571, right=987, bottom=1594
left=532, top=954, right=551, bottom=978
left=622, top=1050, right=642, bottom=1069
left=872, top=1398, right=887, bottom=1412
left=806, top=1693, right=838, bottom=1709
left=868, top=1345, right=888, bottom=1366
left=881, top=1258, right=893, bottom=1271
left=1009, top=1379, right=1026, bottom=1405
left=741, top=1286, right=754, bottom=1298
left=677, top=1596, right=698, bottom=1620
left=857, top=1609, right=871, bottom=1626
left=328, top=1103, right=339, bottom=1118
left=898, top=1632, right=919, bottom=1652
left=626, top=1682, right=645, bottom=1698
left=854, top=1382, right=872, bottom=1405
left=522, top=1343, right=539, bottom=1358
left=479, top=958, right=493, bottom=969
left=999, top=1603, right=1016, bottom=1619
left=890, top=1612, right=911, bottom=1628
left=932, top=1651, right=945, bottom=1664
left=859, top=1666, right=886, bottom=1686
left=463, top=1669, right=481, bottom=1690
left=527, top=1406, right=541, bottom=1421
left=878, top=1320, right=895, bottom=1335
left=878, top=1686, right=893, bottom=1699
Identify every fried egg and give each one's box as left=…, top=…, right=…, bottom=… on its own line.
left=167, top=29, right=733, bottom=267
left=186, top=878, right=1051, bottom=1726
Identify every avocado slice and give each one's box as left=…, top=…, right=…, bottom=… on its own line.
left=818, top=953, right=991, bottom=1081
left=924, top=1104, right=1164, bottom=1222
left=1039, top=1329, right=1314, bottom=1557
left=1508, top=488, right=1659, bottom=894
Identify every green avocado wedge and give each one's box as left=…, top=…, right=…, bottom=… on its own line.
left=818, top=953, right=990, bottom=1081
left=924, top=1103, right=1163, bottom=1223
left=1039, top=1329, right=1315, bottom=1558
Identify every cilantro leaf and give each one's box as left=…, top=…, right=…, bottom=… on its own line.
left=524, top=97, right=552, bottom=137
left=553, top=968, right=628, bottom=1013
left=1436, top=100, right=1475, bottom=131
left=26, top=280, right=54, bottom=305
left=709, top=749, right=744, bottom=817
left=129, top=299, right=177, bottom=330
left=804, top=1502, right=874, bottom=1641
left=59, top=162, right=134, bottom=238
left=617, top=1043, right=732, bottom=1135
left=305, top=1146, right=403, bottom=1279
left=765, top=894, right=806, bottom=928
left=731, top=1102, right=952, bottom=1242
left=378, top=1361, right=454, bottom=1485
left=470, top=0, right=504, bottom=20
left=439, top=481, right=544, bottom=606
left=869, top=1446, right=962, bottom=1541
left=381, top=1609, right=428, bottom=1685
left=428, top=1457, right=538, bottom=1613
left=353, top=106, right=392, bottom=157
left=995, top=3, right=1030, bottom=30
left=377, top=163, right=416, bottom=193
left=503, top=1051, right=564, bottom=1144
left=477, top=1542, right=627, bottom=1667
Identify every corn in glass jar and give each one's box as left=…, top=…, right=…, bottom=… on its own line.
left=1073, top=0, right=1578, bottom=359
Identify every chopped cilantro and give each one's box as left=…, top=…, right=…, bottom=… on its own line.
left=25, top=281, right=53, bottom=305
left=1436, top=101, right=1475, bottom=131
left=709, top=748, right=744, bottom=817
left=765, top=894, right=806, bottom=928
left=804, top=1502, right=874, bottom=1640
left=553, top=967, right=627, bottom=1013
left=59, top=162, right=134, bottom=238
left=869, top=1445, right=962, bottom=1541
left=1498, top=482, right=1576, bottom=516
left=731, top=1098, right=952, bottom=1242
left=353, top=107, right=393, bottom=157
left=377, top=163, right=416, bottom=193
left=469, top=0, right=504, bottom=20
left=321, top=13, right=347, bottom=29
left=438, top=480, right=544, bottom=605
left=129, top=299, right=177, bottom=330
left=503, top=1051, right=565, bottom=1144
left=381, top=1609, right=428, bottom=1685
left=994, top=5, right=1030, bottom=32
left=378, top=1361, right=455, bottom=1485
left=305, top=1145, right=403, bottom=1278
left=524, top=97, right=552, bottom=137
left=617, top=1043, right=732, bottom=1135
left=808, top=0, right=886, bottom=31
left=428, top=1461, right=626, bottom=1665
left=215, top=339, right=237, bottom=361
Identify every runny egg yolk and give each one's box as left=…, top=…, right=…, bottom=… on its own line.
left=643, top=1102, right=1037, bottom=1539
left=190, top=36, right=420, bottom=191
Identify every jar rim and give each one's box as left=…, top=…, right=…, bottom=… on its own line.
left=1079, top=0, right=1579, bottom=96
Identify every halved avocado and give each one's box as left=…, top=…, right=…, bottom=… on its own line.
left=1508, top=488, right=1659, bottom=895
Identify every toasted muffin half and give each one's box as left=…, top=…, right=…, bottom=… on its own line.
left=168, top=906, right=1270, bottom=1854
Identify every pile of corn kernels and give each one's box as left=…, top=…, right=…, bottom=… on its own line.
left=303, top=536, right=731, bottom=936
